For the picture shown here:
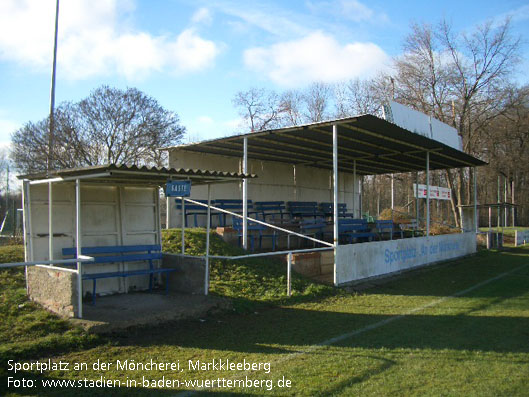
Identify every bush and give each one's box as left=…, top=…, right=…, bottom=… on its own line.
left=378, top=207, right=413, bottom=224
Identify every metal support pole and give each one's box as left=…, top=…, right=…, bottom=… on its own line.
left=352, top=160, right=356, bottom=217
left=359, top=176, right=363, bottom=217
left=426, top=152, right=430, bottom=237
left=332, top=124, right=339, bottom=286
left=504, top=177, right=507, bottom=227
left=497, top=176, right=500, bottom=228
left=75, top=179, right=83, bottom=319
left=242, top=137, right=248, bottom=250
left=205, top=184, right=211, bottom=296
left=165, top=197, right=171, bottom=229
left=48, top=182, right=53, bottom=260
left=22, top=181, right=29, bottom=294
left=391, top=174, right=394, bottom=209
left=181, top=197, right=185, bottom=255
left=415, top=172, right=419, bottom=237
left=48, top=0, right=59, bottom=171
left=287, top=252, right=292, bottom=296
left=512, top=180, right=515, bottom=227
left=473, top=167, right=478, bottom=233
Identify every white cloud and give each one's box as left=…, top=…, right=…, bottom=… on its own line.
left=339, top=0, right=374, bottom=21
left=243, top=31, right=389, bottom=87
left=191, top=7, right=213, bottom=25
left=307, top=0, right=388, bottom=23
left=0, top=117, right=20, bottom=143
left=197, top=115, right=214, bottom=125
left=211, top=1, right=309, bottom=37
left=0, top=0, right=220, bottom=80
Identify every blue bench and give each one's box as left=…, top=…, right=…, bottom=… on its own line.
left=175, top=199, right=211, bottom=227
left=254, top=201, right=289, bottom=222
left=319, top=202, right=355, bottom=218
left=287, top=201, right=324, bottom=220
left=337, top=219, right=376, bottom=243
left=232, top=217, right=277, bottom=251
left=213, top=199, right=260, bottom=227
left=299, top=218, right=327, bottom=247
left=375, top=220, right=403, bottom=240
left=62, top=245, right=177, bottom=305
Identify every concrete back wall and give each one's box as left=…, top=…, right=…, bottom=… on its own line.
left=336, top=232, right=477, bottom=285
left=168, top=149, right=361, bottom=227
left=26, top=183, right=161, bottom=297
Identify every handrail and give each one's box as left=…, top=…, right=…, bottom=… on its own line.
left=0, top=256, right=94, bottom=270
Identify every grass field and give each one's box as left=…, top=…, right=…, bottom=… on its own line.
left=1, top=240, right=529, bottom=396
left=479, top=226, right=529, bottom=237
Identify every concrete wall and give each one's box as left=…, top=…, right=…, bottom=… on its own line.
left=27, top=266, right=78, bottom=317
left=335, top=232, right=477, bottom=285
left=26, top=183, right=161, bottom=297
left=162, top=254, right=205, bottom=294
left=515, top=230, right=529, bottom=247
left=168, top=149, right=361, bottom=227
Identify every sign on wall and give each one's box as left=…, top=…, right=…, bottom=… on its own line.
left=335, top=233, right=477, bottom=285
left=413, top=184, right=451, bottom=200
left=166, top=180, right=191, bottom=197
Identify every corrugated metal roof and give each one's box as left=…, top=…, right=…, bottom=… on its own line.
left=18, top=163, right=255, bottom=185
left=164, top=114, right=486, bottom=175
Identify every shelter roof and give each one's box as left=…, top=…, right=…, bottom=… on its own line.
left=18, top=163, right=255, bottom=186
left=164, top=115, right=486, bottom=175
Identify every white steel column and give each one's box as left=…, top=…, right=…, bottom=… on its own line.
left=48, top=182, right=53, bottom=260
left=165, top=197, right=171, bottom=229
left=473, top=167, right=478, bottom=232
left=205, top=184, right=211, bottom=295
left=426, top=152, right=430, bottom=236
left=22, top=181, right=29, bottom=293
left=391, top=174, right=394, bottom=209
left=287, top=252, right=292, bottom=296
left=181, top=197, right=185, bottom=254
left=504, top=177, right=508, bottom=227
left=332, top=124, right=339, bottom=287
left=75, top=179, right=83, bottom=319
left=352, top=160, right=356, bottom=217
left=415, top=172, right=419, bottom=236
left=242, top=137, right=248, bottom=250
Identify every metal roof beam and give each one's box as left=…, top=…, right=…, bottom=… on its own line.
left=346, top=123, right=477, bottom=167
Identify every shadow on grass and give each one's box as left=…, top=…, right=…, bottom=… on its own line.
left=120, top=305, right=529, bottom=356
left=360, top=247, right=529, bottom=298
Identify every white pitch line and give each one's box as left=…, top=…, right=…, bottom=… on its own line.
left=175, top=262, right=529, bottom=396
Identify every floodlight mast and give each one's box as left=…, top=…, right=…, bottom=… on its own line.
left=48, top=0, right=60, bottom=172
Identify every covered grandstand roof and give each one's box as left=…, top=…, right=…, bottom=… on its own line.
left=164, top=114, right=486, bottom=175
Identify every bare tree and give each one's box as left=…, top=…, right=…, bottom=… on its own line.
left=232, top=88, right=281, bottom=132
left=11, top=86, right=185, bottom=172
left=279, top=90, right=303, bottom=126
left=334, top=78, right=384, bottom=118
left=303, top=82, right=331, bottom=122
left=378, top=19, right=521, bottom=226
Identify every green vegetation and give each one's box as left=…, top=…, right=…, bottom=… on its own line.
left=1, top=239, right=529, bottom=395
left=0, top=246, right=100, bottom=373
left=480, top=226, right=529, bottom=237
left=162, top=228, right=336, bottom=311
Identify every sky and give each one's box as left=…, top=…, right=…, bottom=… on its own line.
left=0, top=0, right=528, bottom=150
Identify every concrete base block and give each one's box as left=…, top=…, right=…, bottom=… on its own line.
left=27, top=266, right=78, bottom=318
left=162, top=254, right=206, bottom=294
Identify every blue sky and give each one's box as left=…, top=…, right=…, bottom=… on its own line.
left=0, top=0, right=528, bottom=148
